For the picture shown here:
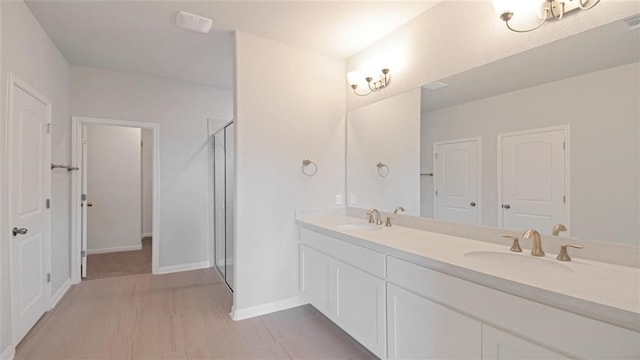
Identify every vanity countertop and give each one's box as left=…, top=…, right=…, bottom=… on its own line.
left=296, top=214, right=640, bottom=332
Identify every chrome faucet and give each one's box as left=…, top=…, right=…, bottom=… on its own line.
left=393, top=206, right=405, bottom=214
left=366, top=208, right=383, bottom=225
left=552, top=224, right=567, bottom=236
left=523, top=229, right=545, bottom=257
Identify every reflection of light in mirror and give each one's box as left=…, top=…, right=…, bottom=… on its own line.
left=493, top=0, right=542, bottom=18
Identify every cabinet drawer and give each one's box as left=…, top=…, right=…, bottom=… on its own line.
left=300, top=228, right=385, bottom=278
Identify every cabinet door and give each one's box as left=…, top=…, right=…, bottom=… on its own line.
left=482, top=324, right=569, bottom=359
left=300, top=245, right=332, bottom=313
left=335, top=262, right=386, bottom=358
left=387, top=283, right=481, bottom=359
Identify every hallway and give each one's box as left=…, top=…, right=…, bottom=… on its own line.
left=15, top=268, right=374, bottom=359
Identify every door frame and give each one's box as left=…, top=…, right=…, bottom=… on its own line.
left=71, top=116, right=160, bottom=282
left=497, top=125, right=571, bottom=232
left=432, top=137, right=482, bottom=224
left=5, top=73, right=53, bottom=346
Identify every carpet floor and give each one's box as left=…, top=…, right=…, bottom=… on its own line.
left=86, top=237, right=151, bottom=280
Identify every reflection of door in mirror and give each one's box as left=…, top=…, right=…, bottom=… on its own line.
left=433, top=138, right=481, bottom=225
left=499, top=126, right=568, bottom=235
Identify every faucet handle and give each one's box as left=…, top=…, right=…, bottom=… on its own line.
left=368, top=214, right=375, bottom=224
left=502, top=235, right=522, bottom=252
left=385, top=217, right=392, bottom=227
left=556, top=244, right=583, bottom=262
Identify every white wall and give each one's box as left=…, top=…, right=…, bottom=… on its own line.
left=234, top=32, right=345, bottom=313
left=346, top=0, right=640, bottom=111
left=142, top=129, right=153, bottom=237
left=347, top=89, right=421, bottom=215
left=86, top=125, right=142, bottom=253
left=420, top=62, right=639, bottom=244
left=0, top=0, right=70, bottom=352
left=71, top=66, right=233, bottom=269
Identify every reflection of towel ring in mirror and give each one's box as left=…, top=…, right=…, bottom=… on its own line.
left=302, top=159, right=318, bottom=176
left=377, top=162, right=390, bottom=177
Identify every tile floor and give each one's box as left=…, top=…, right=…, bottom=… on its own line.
left=15, top=268, right=376, bottom=359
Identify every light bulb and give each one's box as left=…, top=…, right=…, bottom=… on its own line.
left=346, top=71, right=361, bottom=86
left=493, top=0, right=514, bottom=19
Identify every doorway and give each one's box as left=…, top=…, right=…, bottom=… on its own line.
left=433, top=137, right=482, bottom=225
left=71, top=117, right=159, bottom=282
left=498, top=126, right=570, bottom=235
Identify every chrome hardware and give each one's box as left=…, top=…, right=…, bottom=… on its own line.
left=385, top=217, right=393, bottom=227
left=502, top=204, right=511, bottom=209
left=393, top=206, right=405, bottom=214
left=556, top=244, right=583, bottom=262
left=87, top=203, right=93, bottom=207
left=552, top=224, right=567, bottom=236
left=523, top=229, right=545, bottom=257
left=366, top=208, right=383, bottom=225
left=502, top=235, right=522, bottom=252
left=12, top=227, right=28, bottom=236
left=470, top=202, right=477, bottom=207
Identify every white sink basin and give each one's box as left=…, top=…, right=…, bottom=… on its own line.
left=464, top=251, right=573, bottom=274
left=335, top=223, right=382, bottom=231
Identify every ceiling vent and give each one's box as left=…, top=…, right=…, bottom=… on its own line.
left=423, top=81, right=449, bottom=91
left=176, top=11, right=213, bottom=34
left=623, top=14, right=640, bottom=31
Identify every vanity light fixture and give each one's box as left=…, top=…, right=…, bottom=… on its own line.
left=493, top=0, right=601, bottom=33
left=346, top=69, right=390, bottom=96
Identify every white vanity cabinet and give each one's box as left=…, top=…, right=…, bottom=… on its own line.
left=298, top=225, right=640, bottom=360
left=387, top=283, right=481, bottom=359
left=299, top=229, right=387, bottom=358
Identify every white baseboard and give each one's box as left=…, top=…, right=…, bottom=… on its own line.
left=156, top=261, right=210, bottom=275
left=87, top=244, right=142, bottom=255
left=231, top=296, right=308, bottom=321
left=141, top=233, right=152, bottom=239
left=49, top=278, right=72, bottom=310
left=0, top=346, right=14, bottom=360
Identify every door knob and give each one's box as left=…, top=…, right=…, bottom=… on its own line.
left=470, top=202, right=476, bottom=207
left=502, top=204, right=511, bottom=209
left=12, top=227, right=28, bottom=236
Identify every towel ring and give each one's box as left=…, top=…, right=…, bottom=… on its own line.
left=302, top=159, right=318, bottom=176
left=377, top=162, right=390, bottom=177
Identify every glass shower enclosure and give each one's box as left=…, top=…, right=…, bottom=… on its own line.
left=212, top=122, right=234, bottom=291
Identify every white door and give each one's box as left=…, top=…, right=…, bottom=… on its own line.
left=434, top=138, right=481, bottom=225
left=500, top=127, right=568, bottom=234
left=81, top=125, right=88, bottom=278
left=9, top=77, right=51, bottom=344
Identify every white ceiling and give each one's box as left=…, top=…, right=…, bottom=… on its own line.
left=25, top=1, right=441, bottom=89
left=421, top=18, right=640, bottom=112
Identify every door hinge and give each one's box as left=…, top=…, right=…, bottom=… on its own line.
left=81, top=194, right=87, bottom=201
left=82, top=138, right=87, bottom=145
left=435, top=153, right=438, bottom=159
left=81, top=250, right=86, bottom=258
left=46, top=273, right=51, bottom=283
left=563, top=195, right=566, bottom=203
left=563, top=142, right=566, bottom=150
left=46, top=198, right=50, bottom=209
left=435, top=190, right=439, bottom=196
left=45, top=123, right=52, bottom=134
